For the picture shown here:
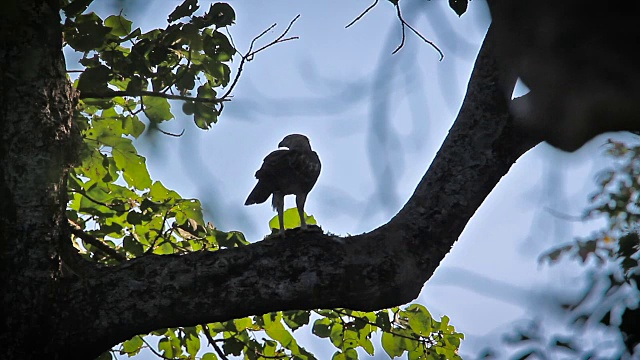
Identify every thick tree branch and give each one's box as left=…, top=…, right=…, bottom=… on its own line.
left=53, top=24, right=540, bottom=359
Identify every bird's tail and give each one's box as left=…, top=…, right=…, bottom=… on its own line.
left=244, top=182, right=271, bottom=205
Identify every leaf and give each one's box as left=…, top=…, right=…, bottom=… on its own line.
left=204, top=3, right=235, bottom=27
left=121, top=335, right=143, bottom=355
left=168, top=0, right=200, bottom=23
left=64, top=13, right=111, bottom=52
left=112, top=146, right=152, bottom=190
left=405, top=304, right=433, bottom=335
left=193, top=85, right=218, bottom=129
left=142, top=96, right=174, bottom=123
left=381, top=332, right=405, bottom=358
left=123, top=235, right=144, bottom=256
left=62, top=0, right=93, bottom=17
left=329, top=322, right=344, bottom=348
left=122, top=115, right=146, bottom=138
left=184, top=331, right=201, bottom=357
left=264, top=314, right=296, bottom=349
left=283, top=310, right=311, bottom=331
left=77, top=65, right=111, bottom=93
left=269, top=208, right=317, bottom=231
left=312, top=318, right=332, bottom=338
left=105, top=15, right=132, bottom=37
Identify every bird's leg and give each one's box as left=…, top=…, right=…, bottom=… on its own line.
left=296, top=193, right=307, bottom=230
left=273, top=192, right=285, bottom=237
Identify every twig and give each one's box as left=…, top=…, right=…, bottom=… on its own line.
left=68, top=219, right=127, bottom=262
left=146, top=208, right=173, bottom=254
left=392, top=3, right=443, bottom=60
left=202, top=324, right=230, bottom=360
left=68, top=189, right=128, bottom=213
left=544, top=207, right=585, bottom=222
left=79, top=89, right=230, bottom=104
left=345, top=0, right=379, bottom=28
left=156, top=127, right=185, bottom=137
left=220, top=15, right=300, bottom=101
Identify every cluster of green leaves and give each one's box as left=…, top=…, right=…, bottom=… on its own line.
left=112, top=307, right=462, bottom=360
left=62, top=0, right=246, bottom=263
left=312, top=307, right=462, bottom=360
left=62, top=0, right=236, bottom=129
left=59, top=0, right=464, bottom=359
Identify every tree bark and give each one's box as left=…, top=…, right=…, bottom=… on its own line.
left=0, top=4, right=537, bottom=359
left=0, top=0, right=77, bottom=359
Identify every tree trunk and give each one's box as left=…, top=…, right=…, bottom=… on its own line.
left=0, top=0, right=77, bottom=358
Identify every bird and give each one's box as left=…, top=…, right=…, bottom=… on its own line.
left=244, top=134, right=321, bottom=237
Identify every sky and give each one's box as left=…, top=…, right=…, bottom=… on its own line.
left=73, top=0, right=636, bottom=358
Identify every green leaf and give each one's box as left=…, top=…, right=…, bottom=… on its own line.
left=175, top=199, right=205, bottom=226
left=375, top=311, right=391, bottom=332
left=122, top=115, right=146, bottom=138
left=207, top=3, right=235, bottom=27
left=142, top=96, right=174, bottom=123
left=77, top=65, right=111, bottom=93
left=62, top=0, right=94, bottom=17
left=234, top=317, right=254, bottom=332
left=64, top=12, right=111, bottom=52
left=193, top=85, right=218, bottom=129
left=112, top=145, right=152, bottom=190
left=405, top=304, right=433, bottom=335
left=381, top=332, right=405, bottom=358
left=269, top=208, right=317, bottom=231
left=123, top=235, right=144, bottom=256
left=201, top=353, right=217, bottom=360
left=121, top=335, right=144, bottom=355
left=185, top=331, right=201, bottom=357
left=105, top=15, right=132, bottom=37
left=168, top=0, right=200, bottom=23
left=264, top=314, right=296, bottom=349
left=329, top=322, right=344, bottom=348
left=222, top=337, right=244, bottom=356
left=312, top=318, right=332, bottom=338
left=282, top=310, right=310, bottom=331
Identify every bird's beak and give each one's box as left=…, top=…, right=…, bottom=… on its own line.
left=278, top=140, right=287, bottom=149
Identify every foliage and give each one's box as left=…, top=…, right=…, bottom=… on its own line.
left=59, top=0, right=464, bottom=359
left=488, top=139, right=640, bottom=359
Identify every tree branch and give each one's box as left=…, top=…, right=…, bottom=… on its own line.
left=68, top=220, right=126, bottom=262
left=78, top=89, right=229, bottom=104
left=53, top=24, right=540, bottom=359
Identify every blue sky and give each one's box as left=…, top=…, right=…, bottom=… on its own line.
left=72, top=0, right=635, bottom=358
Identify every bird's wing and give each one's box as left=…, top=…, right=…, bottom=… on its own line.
left=253, top=149, right=321, bottom=195
left=255, top=149, right=290, bottom=179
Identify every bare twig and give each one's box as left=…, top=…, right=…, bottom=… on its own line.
left=220, top=15, right=300, bottom=102
left=156, top=127, right=185, bottom=137
left=392, top=3, right=443, bottom=60
left=345, top=0, right=379, bottom=28
left=68, top=219, right=127, bottom=262
left=202, top=324, right=230, bottom=360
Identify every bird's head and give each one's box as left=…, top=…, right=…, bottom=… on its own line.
left=278, top=134, right=312, bottom=151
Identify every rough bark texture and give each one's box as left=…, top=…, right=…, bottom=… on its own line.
left=0, top=0, right=78, bottom=358
left=0, top=3, right=537, bottom=359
